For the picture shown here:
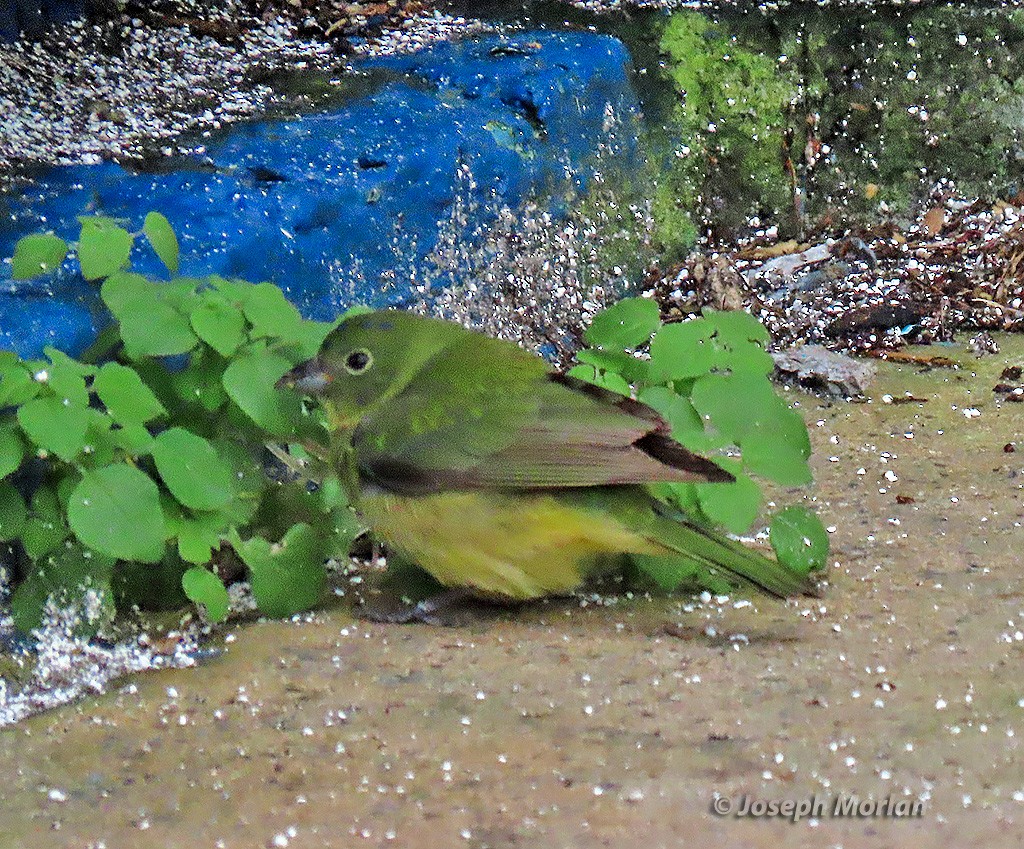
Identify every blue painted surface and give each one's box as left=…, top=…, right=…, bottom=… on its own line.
left=0, top=31, right=638, bottom=357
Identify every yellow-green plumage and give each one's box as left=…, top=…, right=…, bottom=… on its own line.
left=360, top=490, right=658, bottom=600
left=282, top=310, right=814, bottom=604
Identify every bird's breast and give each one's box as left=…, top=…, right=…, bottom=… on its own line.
left=358, top=489, right=658, bottom=601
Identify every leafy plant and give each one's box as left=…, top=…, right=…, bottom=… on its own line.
left=654, top=6, right=1024, bottom=247
left=655, top=11, right=804, bottom=253
left=2, top=214, right=360, bottom=632
left=2, top=215, right=826, bottom=632
left=571, top=296, right=828, bottom=582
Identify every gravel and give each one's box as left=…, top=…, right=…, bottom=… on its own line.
left=0, top=3, right=494, bottom=173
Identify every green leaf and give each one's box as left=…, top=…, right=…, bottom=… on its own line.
left=584, top=297, right=661, bottom=350
left=690, top=372, right=780, bottom=443
left=82, top=409, right=118, bottom=467
left=170, top=350, right=228, bottom=413
left=214, top=440, right=267, bottom=525
left=718, top=338, right=775, bottom=376
left=129, top=359, right=180, bottom=415
left=22, top=486, right=68, bottom=559
left=208, top=275, right=253, bottom=306
left=174, top=510, right=228, bottom=564
left=0, top=481, right=27, bottom=541
left=690, top=372, right=811, bottom=486
left=78, top=217, right=134, bottom=280
left=637, top=386, right=704, bottom=438
left=190, top=299, right=246, bottom=357
left=100, top=273, right=198, bottom=358
left=695, top=463, right=761, bottom=534
left=324, top=509, right=361, bottom=559
left=42, top=347, right=96, bottom=378
left=673, top=426, right=732, bottom=456
left=317, top=474, right=351, bottom=511
left=101, top=272, right=152, bottom=317
left=93, top=362, right=166, bottom=424
left=118, top=298, right=198, bottom=359
left=650, top=319, right=717, bottom=381
left=283, top=319, right=339, bottom=361
left=112, top=556, right=188, bottom=612
left=55, top=470, right=83, bottom=511
left=143, top=212, right=179, bottom=274
left=0, top=363, right=40, bottom=407
left=703, top=308, right=771, bottom=345
left=0, top=428, right=25, bottom=479
left=17, top=397, right=90, bottom=461
left=12, top=233, right=68, bottom=279
left=770, top=506, right=829, bottom=576
left=110, top=423, right=155, bottom=456
left=152, top=427, right=234, bottom=511
left=242, top=283, right=303, bottom=339
left=649, top=481, right=698, bottom=513
left=575, top=348, right=651, bottom=385
left=42, top=350, right=91, bottom=407
left=21, top=519, right=67, bottom=559
left=564, top=363, right=632, bottom=396
left=181, top=566, right=230, bottom=622
left=222, top=346, right=301, bottom=435
left=158, top=279, right=202, bottom=314
left=230, top=524, right=326, bottom=617
left=68, top=464, right=167, bottom=562
left=742, top=438, right=813, bottom=487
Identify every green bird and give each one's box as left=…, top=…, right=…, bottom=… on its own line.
left=281, top=310, right=815, bottom=619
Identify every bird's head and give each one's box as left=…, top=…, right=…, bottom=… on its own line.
left=277, top=309, right=461, bottom=430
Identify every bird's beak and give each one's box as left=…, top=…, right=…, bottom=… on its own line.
left=277, top=357, right=332, bottom=394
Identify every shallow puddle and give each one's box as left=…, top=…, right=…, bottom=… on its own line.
left=1, top=335, right=1021, bottom=848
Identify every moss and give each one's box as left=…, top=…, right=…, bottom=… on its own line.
left=656, top=11, right=801, bottom=252
left=652, top=5, right=1024, bottom=242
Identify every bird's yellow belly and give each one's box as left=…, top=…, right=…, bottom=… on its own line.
left=359, top=490, right=659, bottom=600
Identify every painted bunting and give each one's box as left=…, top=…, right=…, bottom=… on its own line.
left=281, top=310, right=814, bottom=618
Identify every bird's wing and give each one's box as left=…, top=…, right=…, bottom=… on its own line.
left=353, top=334, right=730, bottom=494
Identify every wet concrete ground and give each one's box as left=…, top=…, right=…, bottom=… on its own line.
left=1, top=337, right=1022, bottom=849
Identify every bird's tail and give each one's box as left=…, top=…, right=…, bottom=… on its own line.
left=635, top=513, right=817, bottom=599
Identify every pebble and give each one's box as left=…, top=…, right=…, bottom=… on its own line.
left=0, top=2, right=492, bottom=173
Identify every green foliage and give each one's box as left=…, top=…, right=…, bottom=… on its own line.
left=181, top=565, right=230, bottom=623
left=769, top=506, right=830, bottom=576
left=2, top=213, right=355, bottom=632
left=576, top=296, right=827, bottom=581
left=78, top=216, right=134, bottom=280
left=0, top=481, right=27, bottom=541
left=583, top=295, right=661, bottom=351
left=230, top=523, right=327, bottom=618
left=2, top=212, right=827, bottom=627
left=143, top=212, right=180, bottom=274
left=68, top=465, right=166, bottom=562
left=0, top=428, right=24, bottom=479
left=92, top=363, right=166, bottom=425
left=657, top=11, right=801, bottom=253
left=11, top=545, right=117, bottom=633
left=655, top=6, right=1024, bottom=243
left=12, top=234, right=68, bottom=279
left=799, top=5, right=1024, bottom=216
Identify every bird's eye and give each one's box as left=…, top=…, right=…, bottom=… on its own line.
left=344, top=349, right=373, bottom=374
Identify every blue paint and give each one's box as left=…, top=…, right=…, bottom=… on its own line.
left=0, top=291, right=98, bottom=358
left=0, top=31, right=638, bottom=357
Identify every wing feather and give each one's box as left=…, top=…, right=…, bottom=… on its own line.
left=354, top=334, right=731, bottom=493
